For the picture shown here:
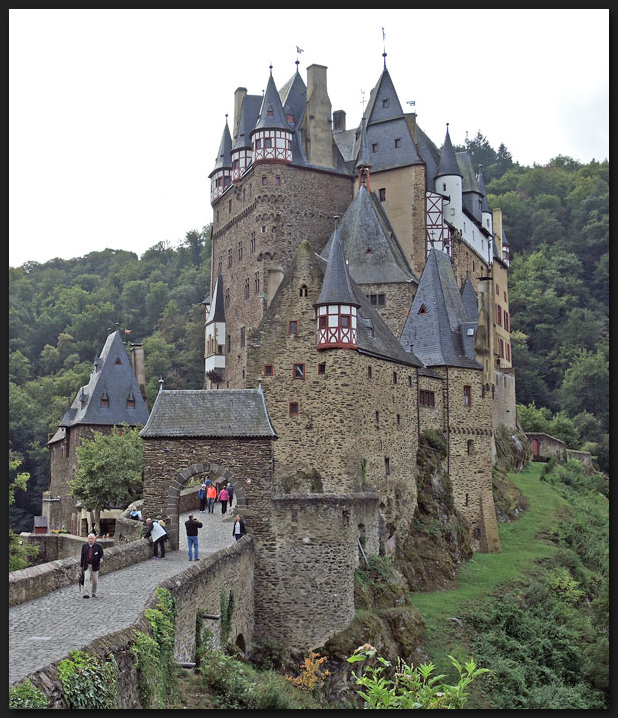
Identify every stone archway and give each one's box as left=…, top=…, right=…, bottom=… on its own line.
left=163, top=462, right=247, bottom=551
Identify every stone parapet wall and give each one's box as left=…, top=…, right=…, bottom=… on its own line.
left=9, top=538, right=151, bottom=607
left=12, top=539, right=254, bottom=708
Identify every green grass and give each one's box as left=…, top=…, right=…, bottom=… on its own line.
left=410, top=462, right=571, bottom=663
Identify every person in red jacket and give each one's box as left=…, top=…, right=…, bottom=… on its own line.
left=206, top=483, right=217, bottom=513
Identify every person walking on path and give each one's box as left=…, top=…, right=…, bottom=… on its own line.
left=232, top=515, right=247, bottom=541
left=206, top=483, right=217, bottom=513
left=197, top=483, right=207, bottom=513
left=226, top=482, right=234, bottom=510
left=143, top=518, right=168, bottom=558
left=80, top=532, right=104, bottom=598
left=218, top=485, right=229, bottom=514
left=185, top=513, right=203, bottom=561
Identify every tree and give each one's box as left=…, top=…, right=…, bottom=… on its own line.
left=9, top=454, right=39, bottom=571
left=70, top=424, right=145, bottom=533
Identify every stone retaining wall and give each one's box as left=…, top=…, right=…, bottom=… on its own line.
left=9, top=539, right=152, bottom=607
left=13, top=538, right=254, bottom=708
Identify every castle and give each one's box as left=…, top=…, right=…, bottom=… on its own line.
left=46, top=56, right=517, bottom=654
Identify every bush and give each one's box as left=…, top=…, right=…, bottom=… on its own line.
left=9, top=679, right=48, bottom=708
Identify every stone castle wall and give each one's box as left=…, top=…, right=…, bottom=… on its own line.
left=211, top=163, right=353, bottom=388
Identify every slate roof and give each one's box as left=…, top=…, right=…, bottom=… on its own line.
left=252, top=71, right=291, bottom=133
left=231, top=94, right=262, bottom=152
left=461, top=277, right=479, bottom=322
left=210, top=120, right=232, bottom=176
left=140, top=388, right=277, bottom=439
left=321, top=185, right=418, bottom=285
left=48, top=331, right=150, bottom=443
left=435, top=125, right=461, bottom=178
left=315, top=226, right=359, bottom=307
left=313, top=245, right=422, bottom=368
left=207, top=273, right=226, bottom=323
left=399, top=248, right=480, bottom=368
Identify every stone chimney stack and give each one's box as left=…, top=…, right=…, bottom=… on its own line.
left=333, top=109, right=346, bottom=132
left=304, top=64, right=334, bottom=168
left=130, top=343, right=147, bottom=405
left=233, top=87, right=247, bottom=138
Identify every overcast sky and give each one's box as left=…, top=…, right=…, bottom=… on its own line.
left=9, top=9, right=609, bottom=268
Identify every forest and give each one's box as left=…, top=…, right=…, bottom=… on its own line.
left=8, top=142, right=609, bottom=533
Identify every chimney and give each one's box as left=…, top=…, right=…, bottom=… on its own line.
left=233, top=87, right=247, bottom=138
left=130, top=343, right=147, bottom=403
left=304, top=64, right=334, bottom=167
left=333, top=110, right=346, bottom=132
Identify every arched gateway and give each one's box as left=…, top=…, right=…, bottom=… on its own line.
left=139, top=387, right=277, bottom=550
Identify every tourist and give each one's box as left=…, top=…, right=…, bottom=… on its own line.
left=218, top=484, right=229, bottom=514
left=185, top=513, right=203, bottom=561
left=206, top=483, right=217, bottom=513
left=80, top=532, right=104, bottom=598
left=232, top=515, right=246, bottom=541
left=143, top=518, right=168, bottom=558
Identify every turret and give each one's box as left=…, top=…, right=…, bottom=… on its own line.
left=435, top=124, right=462, bottom=220
left=315, top=223, right=360, bottom=350
left=209, top=118, right=232, bottom=202
left=251, top=68, right=293, bottom=165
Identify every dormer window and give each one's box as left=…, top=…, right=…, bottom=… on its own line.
left=101, top=391, right=109, bottom=408
left=267, top=106, right=274, bottom=117
left=114, top=357, right=122, bottom=365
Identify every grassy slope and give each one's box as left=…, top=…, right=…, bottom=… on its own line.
left=409, top=461, right=569, bottom=671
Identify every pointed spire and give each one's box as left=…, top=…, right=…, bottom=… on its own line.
left=316, top=220, right=359, bottom=308
left=212, top=116, right=232, bottom=171
left=252, top=69, right=290, bottom=132
left=436, top=124, right=462, bottom=178
left=355, top=116, right=372, bottom=188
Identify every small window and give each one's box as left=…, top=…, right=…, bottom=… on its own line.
left=367, top=366, right=372, bottom=379
left=263, top=364, right=274, bottom=377
left=240, top=326, right=245, bottom=348
left=467, top=439, right=474, bottom=455
left=392, top=371, right=397, bottom=385
left=293, top=363, right=305, bottom=379
left=463, top=385, right=472, bottom=407
left=382, top=98, right=390, bottom=109
left=396, top=413, right=401, bottom=426
left=394, top=137, right=401, bottom=148
left=114, top=357, right=122, bottom=365
left=289, top=402, right=299, bottom=417
left=300, top=284, right=308, bottom=297
left=372, top=143, right=379, bottom=153
left=379, top=188, right=386, bottom=201
left=317, top=362, right=326, bottom=375
left=289, top=320, right=298, bottom=334
left=375, top=411, right=379, bottom=424
left=275, top=176, right=281, bottom=185
left=384, top=457, right=391, bottom=475
left=101, top=397, right=109, bottom=408
left=407, top=376, right=413, bottom=387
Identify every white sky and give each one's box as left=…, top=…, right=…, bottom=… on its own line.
left=9, top=9, right=609, bottom=268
